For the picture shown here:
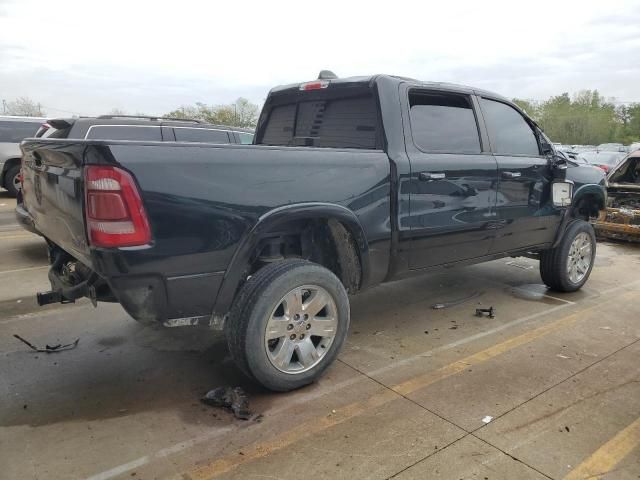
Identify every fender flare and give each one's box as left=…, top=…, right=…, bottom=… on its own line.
left=572, top=183, right=606, bottom=210
left=212, top=202, right=370, bottom=317
left=551, top=183, right=606, bottom=248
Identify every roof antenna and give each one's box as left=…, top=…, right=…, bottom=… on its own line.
left=318, top=70, right=338, bottom=80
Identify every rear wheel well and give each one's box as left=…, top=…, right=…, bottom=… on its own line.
left=571, top=193, right=604, bottom=221
left=2, top=157, right=20, bottom=178
left=248, top=218, right=362, bottom=294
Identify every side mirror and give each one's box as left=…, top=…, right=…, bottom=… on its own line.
left=548, top=154, right=568, bottom=180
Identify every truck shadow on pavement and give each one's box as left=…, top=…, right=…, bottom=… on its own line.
left=2, top=316, right=264, bottom=429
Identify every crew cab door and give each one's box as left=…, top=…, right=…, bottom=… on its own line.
left=402, top=88, right=499, bottom=269
left=477, top=97, right=560, bottom=253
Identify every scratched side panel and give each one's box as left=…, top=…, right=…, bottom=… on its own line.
left=94, top=143, right=392, bottom=282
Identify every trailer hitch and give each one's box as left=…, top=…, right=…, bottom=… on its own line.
left=36, top=291, right=75, bottom=306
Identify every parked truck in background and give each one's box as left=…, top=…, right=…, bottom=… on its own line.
left=18, top=73, right=607, bottom=391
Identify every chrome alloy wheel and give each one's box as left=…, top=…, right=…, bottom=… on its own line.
left=264, top=285, right=338, bottom=374
left=567, top=232, right=593, bottom=284
left=12, top=171, right=21, bottom=191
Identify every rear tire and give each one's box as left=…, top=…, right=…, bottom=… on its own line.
left=225, top=259, right=350, bottom=392
left=4, top=164, right=21, bottom=197
left=540, top=219, right=596, bottom=292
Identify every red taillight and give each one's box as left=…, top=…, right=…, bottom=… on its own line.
left=84, top=165, right=151, bottom=248
left=299, top=80, right=330, bottom=91
left=597, top=164, right=609, bottom=173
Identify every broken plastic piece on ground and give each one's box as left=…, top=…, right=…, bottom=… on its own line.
left=13, top=334, right=79, bottom=353
left=201, top=386, right=252, bottom=420
left=506, top=260, right=534, bottom=270
left=475, top=307, right=495, bottom=318
left=482, top=415, right=493, bottom=423
left=431, top=291, right=483, bottom=310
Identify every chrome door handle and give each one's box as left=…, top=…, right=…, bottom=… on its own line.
left=502, top=171, right=522, bottom=179
left=419, top=172, right=446, bottom=181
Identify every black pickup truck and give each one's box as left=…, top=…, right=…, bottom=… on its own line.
left=18, top=73, right=606, bottom=391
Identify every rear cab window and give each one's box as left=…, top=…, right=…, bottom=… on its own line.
left=255, top=84, right=382, bottom=149
left=408, top=91, right=481, bottom=153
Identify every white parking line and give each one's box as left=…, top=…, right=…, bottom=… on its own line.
left=467, top=273, right=576, bottom=305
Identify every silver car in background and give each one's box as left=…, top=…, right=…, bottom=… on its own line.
left=0, top=115, right=45, bottom=196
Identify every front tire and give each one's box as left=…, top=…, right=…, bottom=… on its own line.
left=540, top=219, right=596, bottom=292
left=4, top=164, right=21, bottom=197
left=225, top=259, right=350, bottom=392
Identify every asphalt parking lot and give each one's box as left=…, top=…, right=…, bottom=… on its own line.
left=1, top=191, right=639, bottom=480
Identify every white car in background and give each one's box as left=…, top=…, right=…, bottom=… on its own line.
left=0, top=115, right=45, bottom=196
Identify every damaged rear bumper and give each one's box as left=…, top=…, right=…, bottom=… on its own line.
left=38, top=243, right=225, bottom=327
left=593, top=208, right=640, bottom=242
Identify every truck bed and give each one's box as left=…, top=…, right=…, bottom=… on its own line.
left=20, top=138, right=392, bottom=322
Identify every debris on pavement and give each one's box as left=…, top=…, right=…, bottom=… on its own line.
left=431, top=291, right=482, bottom=310
left=13, top=334, right=79, bottom=353
left=506, top=260, right=534, bottom=270
left=482, top=415, right=493, bottom=424
left=556, top=354, right=572, bottom=359
left=201, top=387, right=252, bottom=420
left=475, top=307, right=495, bottom=319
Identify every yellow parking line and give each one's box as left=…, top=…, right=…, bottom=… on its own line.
left=394, top=306, right=589, bottom=396
left=0, top=233, right=37, bottom=240
left=0, top=265, right=47, bottom=275
left=563, top=416, right=640, bottom=480
left=187, top=389, right=398, bottom=480
left=183, top=293, right=638, bottom=480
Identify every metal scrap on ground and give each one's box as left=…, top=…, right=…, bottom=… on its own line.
left=431, top=291, right=483, bottom=310
left=13, top=334, right=79, bottom=353
left=201, top=386, right=252, bottom=420
left=475, top=307, right=496, bottom=318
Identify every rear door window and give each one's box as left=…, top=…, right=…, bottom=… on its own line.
left=409, top=91, right=481, bottom=153
left=258, top=93, right=379, bottom=149
left=173, top=128, right=230, bottom=144
left=0, top=121, right=42, bottom=142
left=237, top=132, right=254, bottom=144
left=479, top=98, right=540, bottom=156
left=85, top=125, right=162, bottom=141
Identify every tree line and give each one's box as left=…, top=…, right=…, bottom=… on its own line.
left=5, top=91, right=640, bottom=144
left=513, top=91, right=640, bottom=146
left=2, top=96, right=260, bottom=129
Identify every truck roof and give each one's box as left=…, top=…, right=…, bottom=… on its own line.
left=269, top=74, right=511, bottom=104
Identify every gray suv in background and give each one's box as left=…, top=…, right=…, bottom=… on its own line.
left=36, top=115, right=254, bottom=144
left=5, top=114, right=253, bottom=198
left=0, top=115, right=46, bottom=196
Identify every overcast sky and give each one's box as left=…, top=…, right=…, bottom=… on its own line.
left=1, top=0, right=639, bottom=117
